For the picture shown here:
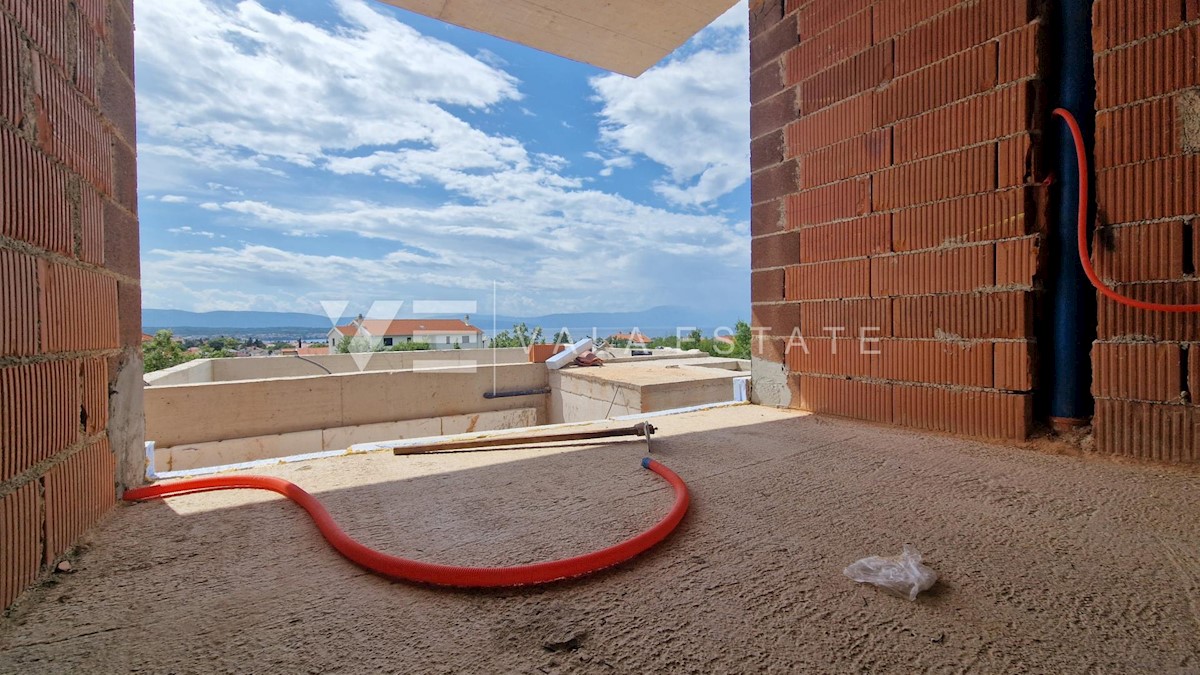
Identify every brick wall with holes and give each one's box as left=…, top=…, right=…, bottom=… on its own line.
left=0, top=0, right=141, bottom=611
left=1090, top=1, right=1200, bottom=462
left=750, top=0, right=1044, bottom=441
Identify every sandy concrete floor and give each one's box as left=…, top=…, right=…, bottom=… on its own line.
left=1, top=405, right=1198, bottom=673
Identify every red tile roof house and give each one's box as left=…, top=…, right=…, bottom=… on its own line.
left=328, top=317, right=485, bottom=352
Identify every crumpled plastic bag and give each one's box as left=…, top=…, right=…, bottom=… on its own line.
left=843, top=545, right=937, bottom=601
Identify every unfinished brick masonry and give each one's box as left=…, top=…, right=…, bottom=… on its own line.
left=1090, top=0, right=1200, bottom=462
left=751, top=0, right=1043, bottom=441
left=0, top=0, right=141, bottom=610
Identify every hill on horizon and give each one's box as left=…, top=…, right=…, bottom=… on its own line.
left=142, top=306, right=741, bottom=337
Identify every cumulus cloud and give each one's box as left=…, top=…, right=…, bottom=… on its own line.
left=134, top=0, right=750, bottom=315
left=589, top=1, right=749, bottom=206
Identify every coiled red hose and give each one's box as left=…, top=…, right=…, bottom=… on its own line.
left=1053, top=107, right=1200, bottom=313
left=123, top=457, right=689, bottom=587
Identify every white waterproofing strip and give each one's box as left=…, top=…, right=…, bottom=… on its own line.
left=145, top=400, right=750, bottom=480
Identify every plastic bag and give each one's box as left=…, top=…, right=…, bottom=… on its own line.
left=843, top=545, right=937, bottom=601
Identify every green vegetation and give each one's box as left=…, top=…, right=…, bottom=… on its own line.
left=489, top=323, right=545, bottom=348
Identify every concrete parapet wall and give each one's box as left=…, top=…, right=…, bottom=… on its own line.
left=144, top=363, right=549, bottom=448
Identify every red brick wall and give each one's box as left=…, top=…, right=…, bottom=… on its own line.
left=751, top=0, right=1042, bottom=441
left=0, top=0, right=140, bottom=610
left=1091, top=2, right=1200, bottom=462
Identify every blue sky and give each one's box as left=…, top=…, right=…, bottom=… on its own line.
left=135, top=0, right=750, bottom=318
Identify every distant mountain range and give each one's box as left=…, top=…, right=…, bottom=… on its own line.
left=143, top=306, right=741, bottom=339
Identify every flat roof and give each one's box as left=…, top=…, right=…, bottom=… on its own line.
left=374, top=0, right=741, bottom=76
left=3, top=405, right=1198, bottom=671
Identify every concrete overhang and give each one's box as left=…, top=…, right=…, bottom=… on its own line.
left=374, top=0, right=741, bottom=77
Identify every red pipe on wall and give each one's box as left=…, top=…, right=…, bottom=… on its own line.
left=123, top=457, right=689, bottom=587
left=1054, top=107, right=1200, bottom=314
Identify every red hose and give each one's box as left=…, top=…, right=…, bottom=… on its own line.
left=123, top=457, right=689, bottom=587
left=1053, top=107, right=1200, bottom=313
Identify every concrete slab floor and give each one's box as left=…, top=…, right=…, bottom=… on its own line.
left=1, top=406, right=1198, bottom=673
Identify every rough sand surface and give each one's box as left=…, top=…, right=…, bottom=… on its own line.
left=1, top=406, right=1198, bottom=673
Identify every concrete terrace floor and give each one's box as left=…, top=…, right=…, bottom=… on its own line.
left=1, top=406, right=1198, bottom=673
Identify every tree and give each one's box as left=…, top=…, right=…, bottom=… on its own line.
left=142, top=330, right=194, bottom=373
left=490, top=323, right=544, bottom=348
left=552, top=329, right=572, bottom=345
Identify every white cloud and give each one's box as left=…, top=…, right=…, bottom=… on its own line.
left=167, top=226, right=221, bottom=238
left=135, top=0, right=520, bottom=177
left=590, top=1, right=750, bottom=206
left=159, top=195, right=189, bottom=203
left=135, top=0, right=751, bottom=315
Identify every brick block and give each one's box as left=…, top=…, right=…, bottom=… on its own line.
left=1189, top=0, right=1200, bottom=22
left=796, top=43, right=892, bottom=115
left=116, top=279, right=142, bottom=348
left=1094, top=98, right=1178, bottom=169
left=785, top=259, right=871, bottom=300
left=997, top=22, right=1040, bottom=83
left=893, top=386, right=1031, bottom=441
left=796, top=0, right=871, bottom=38
left=79, top=182, right=104, bottom=265
left=998, top=133, right=1034, bottom=188
left=0, top=483, right=40, bottom=611
left=752, top=198, right=786, bottom=236
left=42, top=261, right=120, bottom=352
left=106, top=0, right=135, bottom=81
left=1094, top=25, right=1200, bottom=110
left=874, top=145, right=996, bottom=210
left=112, top=134, right=137, bottom=213
left=872, top=0, right=957, bottom=41
left=43, top=438, right=116, bottom=563
left=80, top=358, right=108, bottom=434
left=752, top=88, right=798, bottom=140
left=0, top=11, right=21, bottom=127
left=892, top=84, right=1031, bottom=163
left=785, top=178, right=870, bottom=228
left=752, top=230, right=801, bottom=269
left=751, top=128, right=785, bottom=172
left=793, top=375, right=893, bottom=423
left=788, top=338, right=878, bottom=378
left=751, top=60, right=785, bottom=105
left=1191, top=345, right=1200, bottom=403
left=1093, top=342, right=1184, bottom=402
left=784, top=8, right=872, bottom=84
left=799, top=214, right=891, bottom=262
left=752, top=267, right=786, bottom=303
left=894, top=291, right=1031, bottom=339
left=75, top=11, right=100, bottom=102
left=1094, top=221, right=1187, bottom=283
left=1094, top=399, right=1198, bottom=463
left=874, top=42, right=998, bottom=125
left=1, top=127, right=73, bottom=254
left=799, top=298, right=892, bottom=338
left=98, top=49, right=136, bottom=146
left=750, top=10, right=797, bottom=71
left=893, top=1, right=1027, bottom=76
left=752, top=335, right=788, bottom=364
left=1097, top=281, right=1200, bottom=341
left=35, top=61, right=113, bottom=194
left=103, top=198, right=139, bottom=277
left=871, top=244, right=994, bottom=297
left=800, top=129, right=891, bottom=188
left=1097, top=155, right=1200, bottom=224
left=0, top=248, right=40, bottom=357
left=1, top=360, right=78, bottom=481
left=995, top=235, right=1040, bottom=287
left=751, top=158, right=800, bottom=205
left=994, top=341, right=1034, bottom=391
left=752, top=302, right=801, bottom=337
left=5, top=2, right=68, bottom=69
left=1093, top=0, right=1181, bottom=52
left=785, top=93, right=874, bottom=157
left=876, top=339, right=994, bottom=388
left=892, top=188, right=1030, bottom=251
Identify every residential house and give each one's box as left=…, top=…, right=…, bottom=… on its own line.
left=329, top=316, right=485, bottom=352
